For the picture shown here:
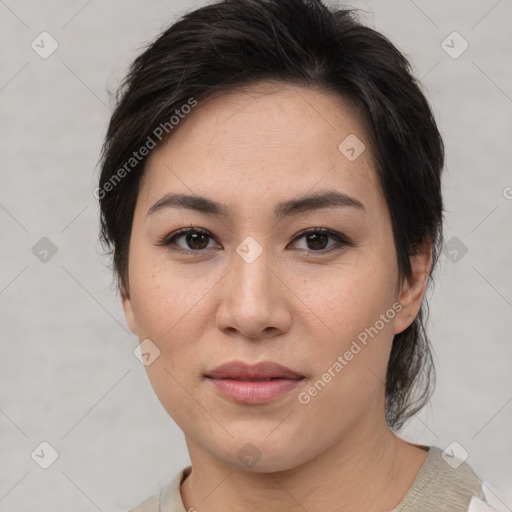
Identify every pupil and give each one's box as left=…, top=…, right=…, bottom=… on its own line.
left=308, top=233, right=328, bottom=250
left=188, top=233, right=208, bottom=250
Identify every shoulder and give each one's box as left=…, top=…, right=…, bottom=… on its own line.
left=126, top=466, right=191, bottom=512
left=394, top=445, right=499, bottom=512
left=127, top=492, right=160, bottom=512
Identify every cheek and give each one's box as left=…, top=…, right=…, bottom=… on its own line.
left=299, top=254, right=399, bottom=400
left=128, top=241, right=214, bottom=338
left=128, top=260, right=214, bottom=427
left=307, top=256, right=398, bottom=340
left=296, top=275, right=398, bottom=431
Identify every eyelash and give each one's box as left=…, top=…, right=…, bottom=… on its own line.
left=156, top=226, right=354, bottom=255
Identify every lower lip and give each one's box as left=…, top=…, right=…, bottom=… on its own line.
left=207, top=377, right=304, bottom=404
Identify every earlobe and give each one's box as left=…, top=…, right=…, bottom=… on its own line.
left=121, top=287, right=138, bottom=335
left=393, top=239, right=432, bottom=335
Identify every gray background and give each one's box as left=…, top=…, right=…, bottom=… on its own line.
left=1, top=0, right=511, bottom=510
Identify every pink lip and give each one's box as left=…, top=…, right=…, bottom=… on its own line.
left=206, top=360, right=303, bottom=380
left=205, top=360, right=304, bottom=404
left=208, top=378, right=303, bottom=404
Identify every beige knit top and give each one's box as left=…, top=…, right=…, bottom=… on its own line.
left=127, top=446, right=499, bottom=512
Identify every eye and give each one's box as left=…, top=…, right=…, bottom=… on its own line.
left=157, top=226, right=353, bottom=254
left=289, top=228, right=353, bottom=252
left=157, top=227, right=219, bottom=252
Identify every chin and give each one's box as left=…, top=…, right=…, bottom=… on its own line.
left=206, top=433, right=309, bottom=474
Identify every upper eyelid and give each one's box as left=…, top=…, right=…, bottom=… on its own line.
left=159, top=226, right=212, bottom=245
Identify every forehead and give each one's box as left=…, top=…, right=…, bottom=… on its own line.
left=139, top=81, right=380, bottom=210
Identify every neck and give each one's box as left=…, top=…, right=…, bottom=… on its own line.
left=180, top=410, right=426, bottom=512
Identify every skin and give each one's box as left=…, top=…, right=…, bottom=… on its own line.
left=122, top=82, right=432, bottom=512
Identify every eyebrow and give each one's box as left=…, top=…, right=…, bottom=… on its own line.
left=147, top=190, right=365, bottom=219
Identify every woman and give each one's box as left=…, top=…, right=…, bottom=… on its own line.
left=97, top=0, right=501, bottom=510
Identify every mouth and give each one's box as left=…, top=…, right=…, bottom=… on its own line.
left=205, top=359, right=304, bottom=380
left=214, top=377, right=294, bottom=381
left=205, top=360, right=305, bottom=404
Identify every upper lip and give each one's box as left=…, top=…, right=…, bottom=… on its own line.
left=205, top=360, right=303, bottom=380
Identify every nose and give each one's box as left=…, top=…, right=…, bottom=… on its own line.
left=215, top=242, right=293, bottom=340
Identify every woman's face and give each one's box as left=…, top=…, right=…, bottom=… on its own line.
left=122, top=82, right=423, bottom=472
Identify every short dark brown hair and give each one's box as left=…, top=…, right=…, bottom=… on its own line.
left=98, top=0, right=444, bottom=430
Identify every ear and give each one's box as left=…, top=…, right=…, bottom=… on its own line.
left=393, top=238, right=432, bottom=335
left=121, top=285, right=139, bottom=336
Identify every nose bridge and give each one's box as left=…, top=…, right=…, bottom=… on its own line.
left=231, top=234, right=272, bottom=302
left=216, top=234, right=291, bottom=338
